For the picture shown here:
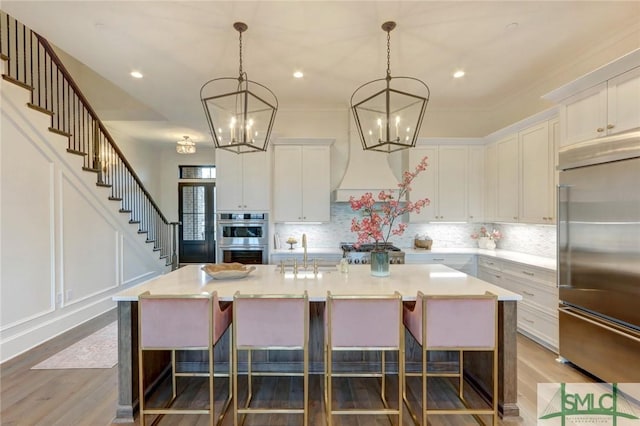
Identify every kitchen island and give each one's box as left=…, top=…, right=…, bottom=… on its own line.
left=112, top=264, right=522, bottom=422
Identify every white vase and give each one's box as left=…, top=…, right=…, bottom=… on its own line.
left=478, top=237, right=489, bottom=249
left=485, top=239, right=496, bottom=250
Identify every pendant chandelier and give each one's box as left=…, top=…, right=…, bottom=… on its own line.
left=200, top=22, right=278, bottom=154
left=176, top=136, right=196, bottom=154
left=351, top=21, right=430, bottom=153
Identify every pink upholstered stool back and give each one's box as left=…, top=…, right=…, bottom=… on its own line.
left=233, top=292, right=308, bottom=348
left=403, top=292, right=497, bottom=349
left=327, top=292, right=402, bottom=348
left=139, top=291, right=231, bottom=349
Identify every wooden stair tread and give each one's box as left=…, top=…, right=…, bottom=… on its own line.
left=2, top=75, right=34, bottom=91
left=137, top=230, right=148, bottom=234
left=96, top=182, right=111, bottom=188
left=27, top=103, right=55, bottom=116
left=119, top=209, right=132, bottom=213
left=82, top=167, right=100, bottom=173
left=108, top=197, right=123, bottom=201
left=66, top=148, right=87, bottom=156
left=48, top=127, right=72, bottom=138
left=129, top=220, right=140, bottom=224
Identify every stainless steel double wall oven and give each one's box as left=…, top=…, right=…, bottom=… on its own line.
left=216, top=213, right=268, bottom=264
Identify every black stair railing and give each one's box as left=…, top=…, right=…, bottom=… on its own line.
left=1, top=11, right=178, bottom=269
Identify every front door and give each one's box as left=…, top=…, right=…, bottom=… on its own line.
left=178, top=183, right=216, bottom=263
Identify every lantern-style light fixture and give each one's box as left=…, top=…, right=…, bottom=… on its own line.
left=200, top=22, right=278, bottom=154
left=351, top=21, right=430, bottom=153
left=176, top=136, right=196, bottom=154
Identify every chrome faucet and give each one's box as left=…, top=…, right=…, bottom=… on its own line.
left=302, top=233, right=308, bottom=269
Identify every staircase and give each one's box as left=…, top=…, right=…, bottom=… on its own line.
left=0, top=11, right=176, bottom=268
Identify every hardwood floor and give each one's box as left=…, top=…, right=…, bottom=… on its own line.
left=0, top=311, right=595, bottom=426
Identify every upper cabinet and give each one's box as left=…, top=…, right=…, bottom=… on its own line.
left=467, top=146, right=485, bottom=222
left=519, top=121, right=555, bottom=224
left=273, top=139, right=333, bottom=223
left=485, top=119, right=556, bottom=224
left=410, top=144, right=480, bottom=223
left=495, top=134, right=519, bottom=222
left=543, top=50, right=640, bottom=148
left=560, top=67, right=640, bottom=147
left=216, top=148, right=272, bottom=212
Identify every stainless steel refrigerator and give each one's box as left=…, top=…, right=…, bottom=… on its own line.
left=557, top=129, right=640, bottom=382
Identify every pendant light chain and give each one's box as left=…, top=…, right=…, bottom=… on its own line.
left=238, top=29, right=244, bottom=78
left=386, top=29, right=391, bottom=80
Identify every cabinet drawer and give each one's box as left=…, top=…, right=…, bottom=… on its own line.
left=501, top=261, right=555, bottom=287
left=518, top=303, right=558, bottom=351
left=477, top=256, right=502, bottom=272
left=510, top=279, right=558, bottom=316
left=477, top=268, right=505, bottom=288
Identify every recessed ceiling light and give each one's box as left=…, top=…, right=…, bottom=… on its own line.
left=130, top=71, right=143, bottom=79
left=505, top=22, right=519, bottom=31
left=453, top=70, right=465, bottom=79
left=293, top=70, right=304, bottom=79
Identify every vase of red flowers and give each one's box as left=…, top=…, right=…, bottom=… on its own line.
left=350, top=156, right=430, bottom=276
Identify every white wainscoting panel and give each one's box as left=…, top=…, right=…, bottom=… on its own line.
left=61, top=173, right=119, bottom=303
left=0, top=115, right=56, bottom=328
left=122, top=233, right=162, bottom=286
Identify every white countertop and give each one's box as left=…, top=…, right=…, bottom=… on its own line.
left=403, top=248, right=557, bottom=271
left=113, top=264, right=522, bottom=303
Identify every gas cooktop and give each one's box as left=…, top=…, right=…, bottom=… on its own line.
left=340, top=242, right=402, bottom=252
left=340, top=242, right=405, bottom=264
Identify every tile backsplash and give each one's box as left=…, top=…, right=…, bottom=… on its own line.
left=274, top=204, right=556, bottom=258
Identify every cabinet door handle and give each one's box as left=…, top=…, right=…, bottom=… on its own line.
left=469, top=215, right=474, bottom=219
left=597, top=127, right=605, bottom=133
left=432, top=258, right=445, bottom=261
left=513, top=216, right=518, bottom=220
left=522, top=271, right=535, bottom=276
left=607, top=124, right=615, bottom=130
left=523, top=291, right=535, bottom=296
left=494, top=274, right=501, bottom=279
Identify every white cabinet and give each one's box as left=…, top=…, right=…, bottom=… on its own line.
left=467, top=146, right=485, bottom=222
left=485, top=120, right=556, bottom=224
left=273, top=142, right=332, bottom=223
left=495, top=134, right=519, bottom=222
left=215, top=148, right=271, bottom=211
left=477, top=256, right=558, bottom=351
left=519, top=121, right=554, bottom=224
left=560, top=66, right=640, bottom=147
left=484, top=143, right=498, bottom=221
left=410, top=145, right=468, bottom=222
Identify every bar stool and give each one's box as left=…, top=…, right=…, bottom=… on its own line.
left=232, top=291, right=309, bottom=426
left=403, top=291, right=499, bottom=426
left=324, top=291, right=404, bottom=426
left=137, top=291, right=232, bottom=426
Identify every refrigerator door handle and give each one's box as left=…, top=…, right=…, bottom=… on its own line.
left=559, top=305, right=640, bottom=343
left=557, top=184, right=571, bottom=289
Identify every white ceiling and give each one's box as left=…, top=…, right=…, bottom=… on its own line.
left=3, top=1, right=640, bottom=146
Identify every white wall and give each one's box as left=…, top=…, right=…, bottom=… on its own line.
left=0, top=76, right=166, bottom=363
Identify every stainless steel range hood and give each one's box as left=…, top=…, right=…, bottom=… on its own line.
left=333, top=132, right=400, bottom=202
